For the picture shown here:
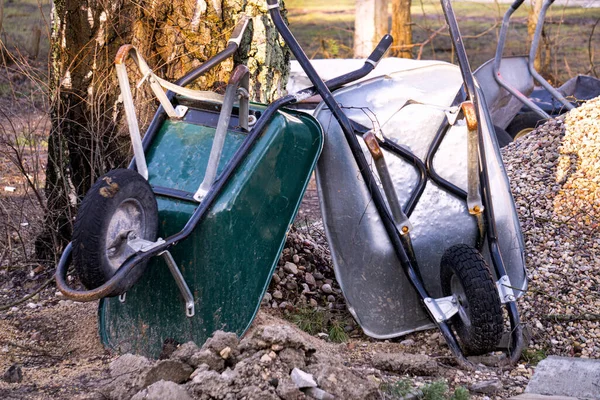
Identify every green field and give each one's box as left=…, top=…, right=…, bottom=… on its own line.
left=0, top=0, right=598, bottom=85
left=287, top=0, right=600, bottom=84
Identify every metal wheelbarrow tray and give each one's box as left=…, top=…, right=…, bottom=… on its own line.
left=97, top=102, right=322, bottom=357
left=314, top=60, right=527, bottom=339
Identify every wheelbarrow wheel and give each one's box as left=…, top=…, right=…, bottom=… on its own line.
left=440, top=244, right=503, bottom=356
left=72, top=169, right=158, bottom=295
left=506, top=112, right=545, bottom=140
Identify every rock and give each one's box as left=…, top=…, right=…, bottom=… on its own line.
left=2, top=364, right=22, bottom=383
left=131, top=380, right=193, bottom=400
left=255, top=324, right=314, bottom=351
left=321, top=284, right=333, bottom=294
left=187, top=369, right=233, bottom=398
left=279, top=348, right=306, bottom=369
left=371, top=352, right=439, bottom=376
left=189, top=349, right=225, bottom=371
left=400, top=339, right=415, bottom=347
left=100, top=354, right=153, bottom=400
left=286, top=281, right=298, bottom=290
left=237, top=385, right=280, bottom=400
left=469, top=379, right=502, bottom=394
left=309, top=364, right=379, bottom=399
left=284, top=262, right=299, bottom=275
left=263, top=292, right=273, bottom=303
left=220, top=346, right=232, bottom=359
left=290, top=367, right=317, bottom=388
left=202, top=331, right=239, bottom=356
left=525, top=356, right=600, bottom=398
left=260, top=353, right=273, bottom=364
left=170, top=341, right=200, bottom=364
left=273, top=290, right=284, bottom=300
left=189, top=364, right=210, bottom=380
left=144, top=360, right=193, bottom=387
left=304, top=273, right=316, bottom=287
left=276, top=376, right=305, bottom=400
left=326, top=295, right=335, bottom=302
left=304, top=387, right=335, bottom=400
left=467, top=353, right=507, bottom=367
left=220, top=367, right=239, bottom=384
left=309, top=298, right=318, bottom=307
left=313, top=272, right=324, bottom=280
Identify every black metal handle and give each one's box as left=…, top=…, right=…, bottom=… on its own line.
left=367, top=34, right=393, bottom=65
left=176, top=16, right=249, bottom=88
left=510, top=0, right=525, bottom=10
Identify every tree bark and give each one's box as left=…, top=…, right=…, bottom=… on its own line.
left=354, top=0, right=388, bottom=58
left=0, top=0, right=4, bottom=34
left=527, top=0, right=549, bottom=75
left=391, top=0, right=412, bottom=58
left=38, top=0, right=290, bottom=260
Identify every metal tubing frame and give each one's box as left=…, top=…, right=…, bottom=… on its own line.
left=493, top=0, right=550, bottom=119
left=442, top=0, right=524, bottom=365
left=350, top=120, right=429, bottom=217
left=194, top=65, right=250, bottom=201
left=266, top=0, right=474, bottom=366
left=528, top=0, right=574, bottom=111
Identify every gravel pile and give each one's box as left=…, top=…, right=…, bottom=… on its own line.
left=501, top=97, right=600, bottom=359
left=265, top=225, right=346, bottom=312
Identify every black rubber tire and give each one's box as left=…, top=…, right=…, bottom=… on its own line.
left=72, top=169, right=158, bottom=295
left=506, top=112, right=546, bottom=140
left=493, top=125, right=513, bottom=148
left=440, top=244, right=503, bottom=356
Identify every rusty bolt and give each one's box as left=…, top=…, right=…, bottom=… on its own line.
left=363, top=131, right=383, bottom=161
left=461, top=101, right=478, bottom=132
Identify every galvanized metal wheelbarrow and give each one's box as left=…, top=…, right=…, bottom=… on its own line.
left=55, top=0, right=527, bottom=366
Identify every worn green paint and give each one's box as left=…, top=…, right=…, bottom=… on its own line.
left=98, top=106, right=322, bottom=358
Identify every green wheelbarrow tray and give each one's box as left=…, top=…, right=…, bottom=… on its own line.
left=97, top=102, right=322, bottom=357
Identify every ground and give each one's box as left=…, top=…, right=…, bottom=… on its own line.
left=1, top=0, right=600, bottom=398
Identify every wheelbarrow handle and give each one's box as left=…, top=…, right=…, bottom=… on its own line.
left=367, top=34, right=393, bottom=67
left=175, top=15, right=250, bottom=88
left=55, top=242, right=157, bottom=302
left=510, top=0, right=525, bottom=10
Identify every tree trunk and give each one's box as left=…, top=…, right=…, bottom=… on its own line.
left=354, top=0, right=388, bottom=58
left=527, top=0, right=549, bottom=75
left=0, top=0, right=4, bottom=34
left=391, top=0, right=412, bottom=58
left=38, top=0, right=290, bottom=260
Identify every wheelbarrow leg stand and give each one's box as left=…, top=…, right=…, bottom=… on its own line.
left=120, top=237, right=195, bottom=318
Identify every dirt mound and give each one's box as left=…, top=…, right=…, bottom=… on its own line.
left=98, top=322, right=379, bottom=400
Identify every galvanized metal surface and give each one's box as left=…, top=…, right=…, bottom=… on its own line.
left=474, top=57, right=535, bottom=129
left=315, top=63, right=526, bottom=338
left=98, top=107, right=323, bottom=357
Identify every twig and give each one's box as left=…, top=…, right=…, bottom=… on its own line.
left=0, top=276, right=54, bottom=311
left=0, top=338, right=62, bottom=359
left=544, top=313, right=600, bottom=322
left=588, top=17, right=600, bottom=78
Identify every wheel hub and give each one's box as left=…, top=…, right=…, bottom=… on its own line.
left=105, top=199, right=146, bottom=272
left=450, top=274, right=471, bottom=327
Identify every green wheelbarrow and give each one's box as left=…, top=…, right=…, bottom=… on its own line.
left=55, top=15, right=393, bottom=358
